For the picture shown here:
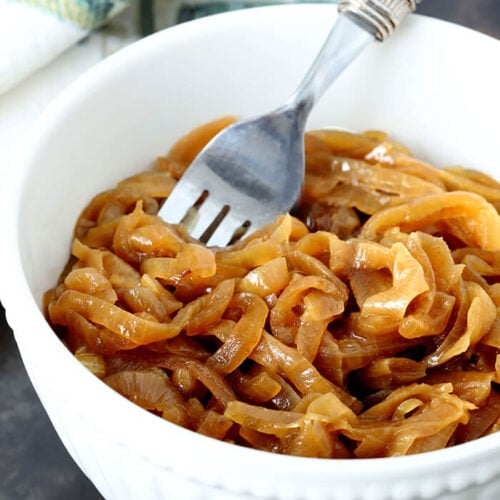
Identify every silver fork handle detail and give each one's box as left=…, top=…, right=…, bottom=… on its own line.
left=288, top=0, right=420, bottom=118
left=338, top=0, right=421, bottom=41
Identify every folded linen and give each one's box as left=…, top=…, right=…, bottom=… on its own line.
left=0, top=0, right=126, bottom=95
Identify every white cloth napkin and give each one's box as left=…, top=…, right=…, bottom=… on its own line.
left=0, top=0, right=126, bottom=95
left=0, top=1, right=135, bottom=227
left=0, top=1, right=83, bottom=94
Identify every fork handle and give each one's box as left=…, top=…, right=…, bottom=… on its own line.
left=339, top=0, right=421, bottom=41
left=287, top=0, right=420, bottom=119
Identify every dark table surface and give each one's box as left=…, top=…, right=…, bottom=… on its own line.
left=1, top=2, right=499, bottom=499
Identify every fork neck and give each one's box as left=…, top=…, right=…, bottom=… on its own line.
left=285, top=13, right=374, bottom=123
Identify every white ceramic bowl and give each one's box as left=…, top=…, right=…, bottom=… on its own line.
left=2, top=5, right=500, bottom=499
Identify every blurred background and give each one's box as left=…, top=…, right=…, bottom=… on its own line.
left=0, top=1, right=499, bottom=499
left=141, top=0, right=500, bottom=38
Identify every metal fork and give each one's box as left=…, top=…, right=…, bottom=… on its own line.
left=158, top=0, right=420, bottom=246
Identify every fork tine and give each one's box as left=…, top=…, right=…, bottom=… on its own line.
left=159, top=159, right=257, bottom=245
left=189, top=195, right=229, bottom=241
left=159, top=180, right=200, bottom=225
left=207, top=211, right=252, bottom=247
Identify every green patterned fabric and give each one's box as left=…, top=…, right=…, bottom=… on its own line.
left=17, top=0, right=127, bottom=29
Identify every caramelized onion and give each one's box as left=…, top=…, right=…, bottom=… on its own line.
left=45, top=122, right=500, bottom=458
